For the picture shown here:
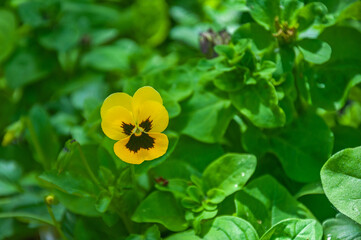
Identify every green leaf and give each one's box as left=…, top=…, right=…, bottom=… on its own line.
left=0, top=9, right=16, bottom=63
left=247, top=0, right=280, bottom=31
left=297, top=39, right=331, bottom=64
left=280, top=0, right=304, bottom=24
left=232, top=23, right=274, bottom=53
left=206, top=189, right=226, bottom=204
left=274, top=46, right=295, bottom=75
left=294, top=182, right=324, bottom=199
left=260, top=218, right=323, bottom=240
left=39, top=170, right=97, bottom=197
left=5, top=48, right=53, bottom=89
left=156, top=179, right=189, bottom=198
left=321, top=147, right=361, bottom=224
left=132, top=191, right=188, bottom=231
left=319, top=26, right=361, bottom=63
left=26, top=105, right=60, bottom=170
left=213, top=67, right=247, bottom=92
left=81, top=39, right=140, bottom=71
left=126, top=225, right=162, bottom=240
left=323, top=213, right=361, bottom=240
left=174, top=91, right=235, bottom=143
left=0, top=160, right=22, bottom=196
left=201, top=216, right=259, bottom=240
left=132, top=0, right=169, bottom=46
left=95, top=189, right=113, bottom=213
left=338, top=1, right=361, bottom=21
left=166, top=230, right=201, bottom=240
left=202, top=153, right=257, bottom=196
left=307, top=71, right=361, bottom=111
left=0, top=219, right=13, bottom=239
left=235, top=175, right=314, bottom=236
left=296, top=2, right=328, bottom=32
left=230, top=79, right=286, bottom=128
left=332, top=125, right=361, bottom=153
left=54, top=190, right=100, bottom=217
left=270, top=112, right=333, bottom=182
left=169, top=136, right=224, bottom=172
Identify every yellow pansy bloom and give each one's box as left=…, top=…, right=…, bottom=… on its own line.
left=100, top=86, right=169, bottom=164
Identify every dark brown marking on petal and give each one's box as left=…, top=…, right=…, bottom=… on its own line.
left=125, top=132, right=155, bottom=153
left=139, top=117, right=153, bottom=132
left=121, top=122, right=135, bottom=136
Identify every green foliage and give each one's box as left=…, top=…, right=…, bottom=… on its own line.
left=321, top=147, right=361, bottom=224
left=0, top=0, right=361, bottom=239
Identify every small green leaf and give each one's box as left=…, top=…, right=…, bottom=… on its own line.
left=297, top=38, right=331, bottom=64
left=235, top=175, right=314, bottom=236
left=321, top=147, right=361, bottom=224
left=260, top=218, right=323, bottom=240
left=202, top=153, right=256, bottom=196
left=187, top=186, right=204, bottom=202
left=206, top=189, right=226, bottom=204
left=230, top=79, right=286, bottom=128
left=323, top=213, right=361, bottom=240
left=201, top=216, right=259, bottom=240
left=95, top=189, right=113, bottom=213
left=132, top=191, right=188, bottom=231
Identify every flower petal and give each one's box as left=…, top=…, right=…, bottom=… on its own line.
left=100, top=92, right=132, bottom=118
left=113, top=133, right=168, bottom=164
left=101, top=106, right=134, bottom=140
left=132, top=86, right=163, bottom=110
left=135, top=100, right=169, bottom=133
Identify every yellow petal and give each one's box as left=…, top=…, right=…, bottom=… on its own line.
left=132, top=86, right=163, bottom=111
left=101, top=106, right=134, bottom=140
left=135, top=100, right=169, bottom=133
left=113, top=133, right=168, bottom=164
left=100, top=92, right=132, bottom=118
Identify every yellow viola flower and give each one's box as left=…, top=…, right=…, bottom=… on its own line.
left=100, top=86, right=169, bottom=164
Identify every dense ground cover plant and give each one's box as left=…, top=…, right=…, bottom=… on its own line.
left=0, top=0, right=361, bottom=239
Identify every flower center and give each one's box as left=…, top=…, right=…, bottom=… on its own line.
left=133, top=125, right=144, bottom=136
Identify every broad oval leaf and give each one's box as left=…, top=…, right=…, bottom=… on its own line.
left=323, top=213, right=361, bottom=240
left=270, top=112, right=333, bottom=182
left=235, top=175, right=314, bottom=236
left=132, top=191, right=188, bottom=231
left=202, top=153, right=257, bottom=196
left=321, top=147, right=361, bottom=224
left=260, top=218, right=323, bottom=240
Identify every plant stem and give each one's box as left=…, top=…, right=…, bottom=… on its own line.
left=46, top=204, right=68, bottom=240
left=77, top=145, right=104, bottom=190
